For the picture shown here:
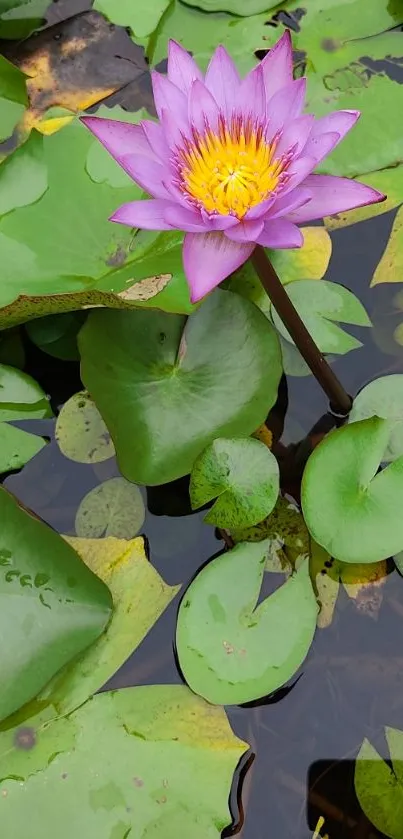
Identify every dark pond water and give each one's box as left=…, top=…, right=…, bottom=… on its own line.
left=3, top=4, right=403, bottom=837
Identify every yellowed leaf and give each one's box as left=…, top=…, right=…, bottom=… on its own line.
left=38, top=535, right=180, bottom=714
left=271, top=225, right=332, bottom=283
left=118, top=273, right=172, bottom=302
left=371, top=205, right=403, bottom=286
left=252, top=423, right=273, bottom=449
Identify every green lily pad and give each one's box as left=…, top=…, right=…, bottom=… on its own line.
left=26, top=312, right=86, bottom=360
left=349, top=375, right=403, bottom=462
left=0, top=421, right=46, bottom=474
left=40, top=535, right=179, bottom=714
left=355, top=727, right=403, bottom=839
left=302, top=417, right=403, bottom=564
left=79, top=289, right=282, bottom=485
left=325, top=165, right=403, bottom=229
left=150, top=2, right=278, bottom=74
left=176, top=541, right=318, bottom=705
left=180, top=0, right=279, bottom=15
left=0, top=363, right=52, bottom=421
left=271, top=280, right=371, bottom=355
left=0, top=0, right=49, bottom=39
left=0, top=118, right=195, bottom=322
left=0, top=132, right=47, bottom=214
left=0, top=487, right=112, bottom=722
left=0, top=55, right=27, bottom=145
left=55, top=391, right=115, bottom=464
left=75, top=478, right=146, bottom=539
left=0, top=685, right=247, bottom=839
left=94, top=0, right=171, bottom=38
left=190, top=437, right=279, bottom=528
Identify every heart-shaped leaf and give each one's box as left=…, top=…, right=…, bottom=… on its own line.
left=0, top=685, right=247, bottom=839
left=55, top=391, right=115, bottom=464
left=26, top=312, right=86, bottom=361
left=355, top=727, right=403, bottom=839
left=0, top=488, right=112, bottom=722
left=190, top=437, right=279, bottom=528
left=302, top=417, right=403, bottom=564
left=94, top=0, right=171, bottom=38
left=349, top=374, right=403, bottom=462
left=271, top=280, right=371, bottom=355
left=79, top=289, right=282, bottom=485
left=75, top=478, right=145, bottom=539
left=176, top=540, right=318, bottom=705
left=0, top=421, right=46, bottom=474
left=0, top=56, right=27, bottom=148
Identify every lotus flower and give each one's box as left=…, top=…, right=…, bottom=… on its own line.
left=81, top=32, right=384, bottom=302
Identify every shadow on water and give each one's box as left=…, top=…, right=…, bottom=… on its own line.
left=2, top=3, right=403, bottom=837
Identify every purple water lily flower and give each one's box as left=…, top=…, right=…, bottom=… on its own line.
left=81, top=32, right=384, bottom=303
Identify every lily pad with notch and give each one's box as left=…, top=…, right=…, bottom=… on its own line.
left=176, top=540, right=318, bottom=705
left=190, top=437, right=279, bottom=528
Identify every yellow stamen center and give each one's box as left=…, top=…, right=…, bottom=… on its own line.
left=178, top=116, right=285, bottom=219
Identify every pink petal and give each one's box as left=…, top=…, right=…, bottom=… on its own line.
left=80, top=116, right=155, bottom=160
left=205, top=45, right=240, bottom=119
left=303, top=111, right=360, bottom=165
left=236, top=63, right=266, bottom=121
left=110, top=198, right=174, bottom=230
left=164, top=204, right=206, bottom=232
left=266, top=78, right=307, bottom=141
left=160, top=108, right=189, bottom=149
left=310, top=110, right=360, bottom=145
left=275, top=114, right=315, bottom=159
left=244, top=195, right=277, bottom=220
left=201, top=211, right=240, bottom=230
left=167, top=40, right=203, bottom=94
left=280, top=155, right=317, bottom=196
left=188, top=79, right=219, bottom=134
left=286, top=174, right=386, bottom=223
left=267, top=186, right=312, bottom=219
left=119, top=153, right=171, bottom=198
left=151, top=72, right=188, bottom=125
left=260, top=30, right=293, bottom=100
left=141, top=119, right=169, bottom=161
left=302, top=131, right=340, bottom=164
left=256, top=219, right=303, bottom=249
left=225, top=219, right=264, bottom=243
left=183, top=232, right=255, bottom=302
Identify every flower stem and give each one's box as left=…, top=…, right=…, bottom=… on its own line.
left=251, top=246, right=352, bottom=415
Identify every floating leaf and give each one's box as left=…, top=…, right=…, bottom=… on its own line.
left=0, top=685, right=247, bottom=839
left=180, top=0, right=279, bottom=15
left=150, top=2, right=277, bottom=74
left=190, top=437, right=279, bottom=528
left=176, top=541, right=318, bottom=705
left=349, top=375, right=403, bottom=462
left=371, top=205, right=403, bottom=287
left=355, top=727, right=403, bottom=839
left=0, top=55, right=27, bottom=148
left=0, top=363, right=52, bottom=421
left=231, top=495, right=310, bottom=554
left=0, top=0, right=49, bottom=39
left=0, top=421, right=46, bottom=474
left=79, top=289, right=282, bottom=485
left=271, top=280, right=371, bottom=355
left=94, top=0, right=171, bottom=38
left=26, top=312, right=86, bottom=361
left=0, top=132, right=47, bottom=214
left=311, top=548, right=388, bottom=629
left=55, top=391, right=115, bottom=464
left=0, top=487, right=112, bottom=722
left=302, top=417, right=403, bottom=564
left=75, top=478, right=146, bottom=539
left=41, top=535, right=179, bottom=714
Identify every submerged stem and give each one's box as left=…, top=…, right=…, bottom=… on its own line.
left=251, top=246, right=352, bottom=416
